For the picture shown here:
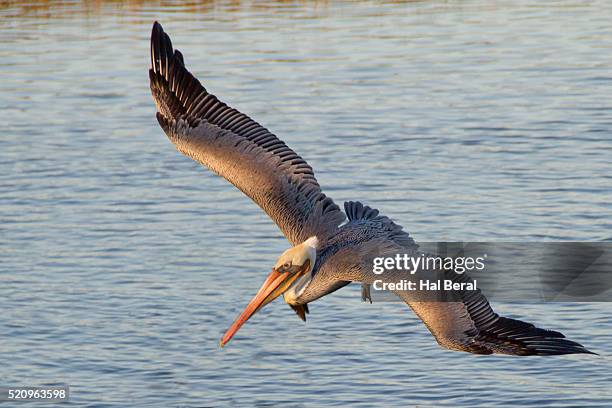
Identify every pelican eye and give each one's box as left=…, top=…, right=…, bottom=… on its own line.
left=276, top=262, right=292, bottom=273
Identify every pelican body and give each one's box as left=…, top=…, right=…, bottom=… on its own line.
left=149, top=22, right=594, bottom=356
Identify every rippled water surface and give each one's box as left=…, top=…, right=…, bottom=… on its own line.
left=2, top=1, right=612, bottom=406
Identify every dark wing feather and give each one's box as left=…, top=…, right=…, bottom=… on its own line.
left=430, top=270, right=595, bottom=355
left=149, top=22, right=345, bottom=245
left=398, top=262, right=595, bottom=355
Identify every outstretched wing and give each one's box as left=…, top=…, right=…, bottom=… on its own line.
left=398, top=275, right=596, bottom=355
left=149, top=22, right=345, bottom=245
left=316, top=202, right=595, bottom=355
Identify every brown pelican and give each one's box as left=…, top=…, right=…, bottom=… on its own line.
left=149, top=22, right=594, bottom=356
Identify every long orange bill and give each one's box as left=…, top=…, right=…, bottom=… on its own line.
left=220, top=268, right=301, bottom=348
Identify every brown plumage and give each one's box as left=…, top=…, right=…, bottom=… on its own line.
left=149, top=22, right=595, bottom=356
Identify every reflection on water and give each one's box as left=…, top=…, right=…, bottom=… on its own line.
left=1, top=0, right=348, bottom=21
left=2, top=1, right=612, bottom=407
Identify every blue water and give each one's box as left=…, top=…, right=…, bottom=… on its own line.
left=1, top=1, right=611, bottom=406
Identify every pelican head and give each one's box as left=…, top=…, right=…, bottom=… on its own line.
left=220, top=236, right=318, bottom=347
